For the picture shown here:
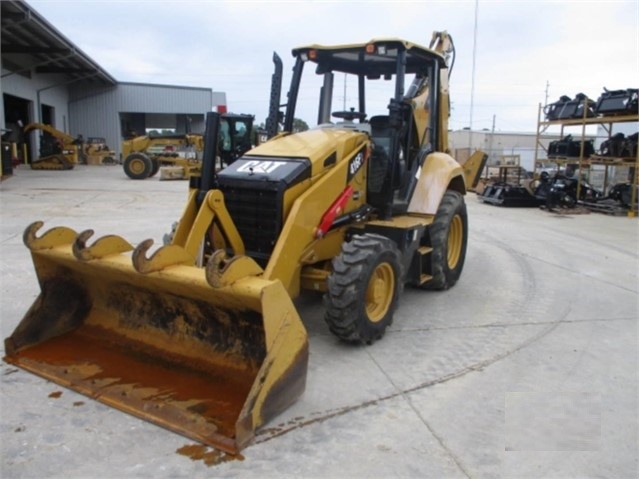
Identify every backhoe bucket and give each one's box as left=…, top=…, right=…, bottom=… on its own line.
left=4, top=222, right=308, bottom=454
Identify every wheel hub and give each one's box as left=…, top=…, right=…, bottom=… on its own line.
left=447, top=214, right=463, bottom=269
left=365, top=263, right=394, bottom=323
left=130, top=160, right=144, bottom=174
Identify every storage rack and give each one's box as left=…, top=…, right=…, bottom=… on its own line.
left=534, top=101, right=638, bottom=217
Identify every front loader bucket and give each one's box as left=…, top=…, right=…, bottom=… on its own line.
left=4, top=222, right=308, bottom=454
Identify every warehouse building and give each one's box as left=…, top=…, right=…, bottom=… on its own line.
left=1, top=0, right=226, bottom=167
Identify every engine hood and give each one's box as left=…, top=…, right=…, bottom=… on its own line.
left=246, top=127, right=368, bottom=176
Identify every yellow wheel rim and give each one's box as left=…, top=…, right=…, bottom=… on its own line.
left=365, top=262, right=394, bottom=323
left=447, top=214, right=463, bottom=270
left=130, top=159, right=146, bottom=175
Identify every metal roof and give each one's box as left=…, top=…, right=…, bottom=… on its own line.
left=1, top=0, right=117, bottom=86
left=291, top=38, right=446, bottom=77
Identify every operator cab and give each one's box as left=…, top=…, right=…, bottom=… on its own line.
left=271, top=38, right=453, bottom=218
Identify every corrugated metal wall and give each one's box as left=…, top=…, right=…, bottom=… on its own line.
left=69, top=83, right=224, bottom=159
left=68, top=85, right=120, bottom=158
left=116, top=83, right=216, bottom=113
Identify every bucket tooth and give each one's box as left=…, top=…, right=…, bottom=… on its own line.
left=72, top=230, right=134, bottom=261
left=132, top=239, right=195, bottom=274
left=23, top=221, right=78, bottom=250
left=205, top=250, right=264, bottom=288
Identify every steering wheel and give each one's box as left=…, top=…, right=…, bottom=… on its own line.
left=332, top=109, right=367, bottom=122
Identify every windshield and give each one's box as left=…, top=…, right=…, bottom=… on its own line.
left=287, top=41, right=439, bottom=128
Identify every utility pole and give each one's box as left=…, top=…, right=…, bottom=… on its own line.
left=343, top=73, right=347, bottom=110
left=545, top=81, right=550, bottom=106
left=488, top=114, right=495, bottom=165
left=469, top=0, right=479, bottom=150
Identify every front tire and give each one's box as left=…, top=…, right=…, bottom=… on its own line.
left=324, top=234, right=403, bottom=344
left=123, top=153, right=152, bottom=179
left=421, top=190, right=468, bottom=290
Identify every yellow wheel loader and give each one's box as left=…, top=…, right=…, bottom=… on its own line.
left=121, top=113, right=255, bottom=180
left=23, top=122, right=82, bottom=170
left=4, top=32, right=486, bottom=454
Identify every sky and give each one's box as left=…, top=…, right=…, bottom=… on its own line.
left=27, top=0, right=639, bottom=133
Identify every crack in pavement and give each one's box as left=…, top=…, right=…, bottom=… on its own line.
left=387, top=316, right=635, bottom=333
left=255, top=314, right=565, bottom=451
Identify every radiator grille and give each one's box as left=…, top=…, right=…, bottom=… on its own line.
left=221, top=185, right=282, bottom=265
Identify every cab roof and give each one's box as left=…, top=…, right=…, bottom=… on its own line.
left=291, top=38, right=446, bottom=77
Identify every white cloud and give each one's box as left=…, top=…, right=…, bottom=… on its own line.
left=27, top=0, right=639, bottom=130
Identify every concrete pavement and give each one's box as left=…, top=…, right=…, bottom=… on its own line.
left=1, top=165, right=637, bottom=478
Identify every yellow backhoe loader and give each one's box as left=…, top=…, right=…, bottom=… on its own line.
left=5, top=32, right=486, bottom=454
left=121, top=113, right=255, bottom=180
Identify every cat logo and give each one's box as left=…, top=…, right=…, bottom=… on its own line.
left=236, top=160, right=285, bottom=175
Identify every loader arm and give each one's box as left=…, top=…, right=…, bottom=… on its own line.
left=170, top=112, right=245, bottom=262
left=171, top=188, right=245, bottom=262
left=23, top=122, right=78, bottom=144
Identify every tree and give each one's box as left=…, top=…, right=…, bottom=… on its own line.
left=292, top=118, right=309, bottom=132
left=259, top=117, right=309, bottom=136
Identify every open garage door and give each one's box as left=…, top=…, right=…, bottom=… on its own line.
left=3, top=93, right=33, bottom=172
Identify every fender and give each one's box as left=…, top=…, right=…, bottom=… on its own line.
left=407, top=151, right=466, bottom=215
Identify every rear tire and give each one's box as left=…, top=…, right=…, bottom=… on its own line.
left=324, top=234, right=402, bottom=344
left=123, top=153, right=152, bottom=179
left=421, top=190, right=468, bottom=290
left=149, top=159, right=160, bottom=177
